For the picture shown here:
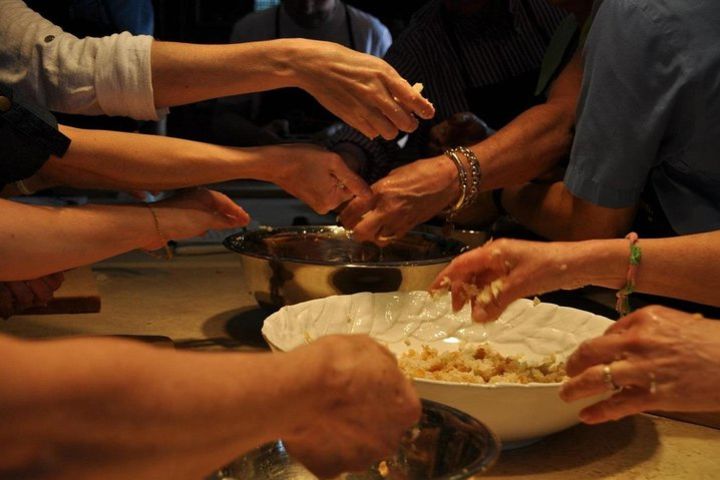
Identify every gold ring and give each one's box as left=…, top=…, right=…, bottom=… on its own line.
left=603, top=364, right=622, bottom=393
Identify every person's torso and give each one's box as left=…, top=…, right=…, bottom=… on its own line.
left=643, top=0, right=720, bottom=234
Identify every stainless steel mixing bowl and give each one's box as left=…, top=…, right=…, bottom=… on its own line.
left=223, top=226, right=468, bottom=310
left=210, top=399, right=501, bottom=480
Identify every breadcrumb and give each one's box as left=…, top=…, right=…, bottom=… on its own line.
left=399, top=344, right=567, bottom=384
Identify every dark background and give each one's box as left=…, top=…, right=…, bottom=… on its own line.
left=151, top=0, right=426, bottom=141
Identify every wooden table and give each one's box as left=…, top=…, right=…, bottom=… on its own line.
left=3, top=252, right=719, bottom=479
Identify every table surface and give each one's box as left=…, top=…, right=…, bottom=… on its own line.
left=2, top=252, right=719, bottom=479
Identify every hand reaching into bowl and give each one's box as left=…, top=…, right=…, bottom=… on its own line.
left=430, top=239, right=585, bottom=323
left=282, top=335, right=421, bottom=478
left=339, top=156, right=461, bottom=245
left=559, top=306, right=720, bottom=423
left=264, top=144, right=372, bottom=215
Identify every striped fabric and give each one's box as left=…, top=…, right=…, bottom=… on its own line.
left=327, top=0, right=568, bottom=183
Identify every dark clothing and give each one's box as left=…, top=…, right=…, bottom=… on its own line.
left=0, top=85, right=70, bottom=190
left=25, top=0, right=154, bottom=37
left=327, top=0, right=567, bottom=182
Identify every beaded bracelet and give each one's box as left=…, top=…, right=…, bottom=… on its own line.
left=615, top=232, right=641, bottom=316
left=454, top=146, right=482, bottom=206
left=443, top=149, right=468, bottom=215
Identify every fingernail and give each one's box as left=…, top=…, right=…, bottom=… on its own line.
left=578, top=410, right=596, bottom=423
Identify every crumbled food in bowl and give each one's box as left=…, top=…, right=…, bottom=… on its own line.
left=398, top=344, right=567, bottom=384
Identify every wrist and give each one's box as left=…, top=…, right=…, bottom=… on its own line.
left=436, top=154, right=462, bottom=208
left=272, top=348, right=327, bottom=439
left=232, top=145, right=284, bottom=183
left=566, top=239, right=629, bottom=290
left=270, top=39, right=311, bottom=90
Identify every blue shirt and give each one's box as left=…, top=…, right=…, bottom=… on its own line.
left=565, top=0, right=720, bottom=235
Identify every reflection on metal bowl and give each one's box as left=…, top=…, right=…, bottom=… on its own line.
left=223, top=226, right=467, bottom=310
left=210, top=399, right=500, bottom=480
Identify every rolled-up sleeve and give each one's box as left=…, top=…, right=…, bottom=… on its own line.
left=0, top=0, right=163, bottom=120
left=565, top=0, right=686, bottom=208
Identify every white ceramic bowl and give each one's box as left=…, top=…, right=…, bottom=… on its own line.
left=262, top=292, right=614, bottom=447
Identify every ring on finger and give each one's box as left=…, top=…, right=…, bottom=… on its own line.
left=602, top=364, right=623, bottom=393
left=648, top=372, right=657, bottom=395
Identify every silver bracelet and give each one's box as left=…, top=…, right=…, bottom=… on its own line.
left=454, top=146, right=482, bottom=206
left=443, top=149, right=468, bottom=215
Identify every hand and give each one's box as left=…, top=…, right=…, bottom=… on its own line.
left=559, top=306, right=720, bottom=423
left=267, top=144, right=372, bottom=215
left=427, top=112, right=492, bottom=156
left=144, top=189, right=250, bottom=250
left=339, top=156, right=460, bottom=245
left=430, top=239, right=585, bottom=322
left=283, top=335, right=421, bottom=478
left=293, top=40, right=435, bottom=140
left=0, top=273, right=65, bottom=319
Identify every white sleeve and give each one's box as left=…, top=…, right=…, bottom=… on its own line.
left=0, top=0, right=164, bottom=120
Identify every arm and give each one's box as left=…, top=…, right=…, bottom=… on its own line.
left=0, top=1, right=433, bottom=139
left=501, top=181, right=636, bottom=240
left=340, top=50, right=584, bottom=243
left=0, top=189, right=249, bottom=281
left=431, top=231, right=720, bottom=322
left=0, top=334, right=419, bottom=479
left=505, top=0, right=688, bottom=241
left=466, top=49, right=583, bottom=190
left=560, top=306, right=720, bottom=423
left=28, top=126, right=369, bottom=214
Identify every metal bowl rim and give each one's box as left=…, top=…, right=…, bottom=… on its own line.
left=223, top=226, right=468, bottom=267
left=417, top=398, right=502, bottom=479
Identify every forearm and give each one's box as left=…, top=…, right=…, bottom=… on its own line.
left=151, top=39, right=302, bottom=108
left=567, top=233, right=720, bottom=307
left=473, top=51, right=582, bottom=190
left=503, top=182, right=576, bottom=239
left=503, top=182, right=635, bottom=241
left=43, top=126, right=280, bottom=191
left=472, top=102, right=574, bottom=190
left=0, top=199, right=154, bottom=280
left=0, top=335, right=302, bottom=479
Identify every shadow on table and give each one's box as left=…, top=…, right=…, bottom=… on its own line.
left=488, top=416, right=659, bottom=478
left=183, top=306, right=272, bottom=351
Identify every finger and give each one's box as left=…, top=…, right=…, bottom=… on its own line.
left=374, top=86, right=418, bottom=133
left=0, top=284, right=14, bottom=319
left=206, top=190, right=250, bottom=225
left=430, top=264, right=454, bottom=291
left=560, top=359, right=656, bottom=403
left=604, top=309, right=648, bottom=335
left=25, top=279, right=53, bottom=306
left=6, top=282, right=34, bottom=309
left=566, top=334, right=631, bottom=376
left=339, top=195, right=376, bottom=231
left=43, top=272, right=65, bottom=291
left=351, top=117, right=380, bottom=140
left=362, top=107, right=400, bottom=140
left=578, top=387, right=657, bottom=424
left=471, top=295, right=506, bottom=323
left=385, top=75, right=435, bottom=120
left=351, top=210, right=386, bottom=244
left=450, top=280, right=468, bottom=312
left=331, top=164, right=372, bottom=203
